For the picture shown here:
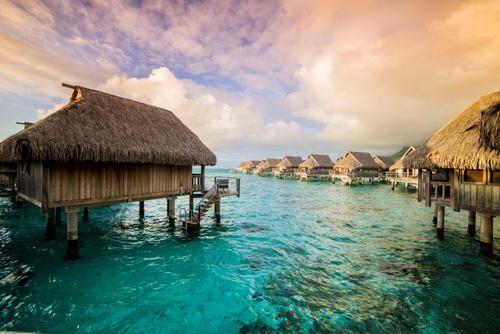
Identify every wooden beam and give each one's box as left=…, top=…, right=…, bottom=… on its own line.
left=62, top=83, right=75, bottom=89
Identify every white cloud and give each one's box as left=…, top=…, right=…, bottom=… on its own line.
left=36, top=102, right=66, bottom=119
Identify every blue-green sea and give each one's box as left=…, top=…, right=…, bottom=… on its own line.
left=1, top=169, right=500, bottom=333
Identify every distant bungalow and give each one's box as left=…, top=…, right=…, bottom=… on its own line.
left=333, top=151, right=380, bottom=185
left=296, top=154, right=334, bottom=181
left=0, top=141, right=17, bottom=201
left=386, top=147, right=419, bottom=190
left=274, top=156, right=304, bottom=179
left=373, top=156, right=395, bottom=179
left=253, top=158, right=281, bottom=176
left=404, top=92, right=500, bottom=255
left=234, top=160, right=261, bottom=174
left=0, top=85, right=241, bottom=259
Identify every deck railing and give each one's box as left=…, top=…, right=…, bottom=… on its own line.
left=192, top=174, right=204, bottom=192
left=214, top=177, right=241, bottom=198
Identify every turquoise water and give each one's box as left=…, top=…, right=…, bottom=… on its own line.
left=1, top=169, right=500, bottom=333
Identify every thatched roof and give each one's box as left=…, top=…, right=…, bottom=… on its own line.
left=276, top=156, right=304, bottom=168
left=299, top=154, right=334, bottom=169
left=390, top=147, right=415, bottom=171
left=0, top=140, right=15, bottom=164
left=257, top=158, right=281, bottom=169
left=404, top=92, right=500, bottom=170
left=237, top=161, right=253, bottom=169
left=1, top=85, right=216, bottom=166
left=374, top=156, right=395, bottom=170
left=334, top=152, right=380, bottom=170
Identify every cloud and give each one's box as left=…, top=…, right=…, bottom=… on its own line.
left=36, top=102, right=66, bottom=119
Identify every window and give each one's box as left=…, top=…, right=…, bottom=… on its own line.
left=464, top=170, right=483, bottom=183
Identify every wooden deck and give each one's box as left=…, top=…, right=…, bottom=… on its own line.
left=386, top=172, right=419, bottom=190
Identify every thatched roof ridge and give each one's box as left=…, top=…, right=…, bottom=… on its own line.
left=277, top=156, right=304, bottom=168
left=404, top=92, right=500, bottom=170
left=374, top=156, right=395, bottom=170
left=335, top=151, right=379, bottom=170
left=390, top=147, right=415, bottom=171
left=262, top=158, right=281, bottom=168
left=250, top=160, right=261, bottom=167
left=299, top=154, right=334, bottom=169
left=1, top=86, right=216, bottom=166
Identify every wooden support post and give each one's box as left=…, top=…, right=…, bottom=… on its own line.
left=436, top=204, right=445, bottom=239
left=64, top=207, right=81, bottom=260
left=167, top=198, right=176, bottom=227
left=45, top=207, right=56, bottom=240
left=479, top=214, right=494, bottom=256
left=15, top=196, right=22, bottom=208
left=9, top=177, right=15, bottom=202
left=433, top=203, right=438, bottom=224
left=468, top=211, right=476, bottom=235
left=391, top=181, right=395, bottom=191
left=139, top=201, right=145, bottom=218
left=215, top=200, right=221, bottom=224
left=189, top=195, right=194, bottom=216
left=405, top=182, right=409, bottom=189
left=83, top=207, right=89, bottom=221
left=56, top=207, right=62, bottom=225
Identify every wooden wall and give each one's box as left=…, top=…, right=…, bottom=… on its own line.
left=17, top=160, right=193, bottom=210
left=456, top=170, right=500, bottom=215
left=18, top=160, right=43, bottom=206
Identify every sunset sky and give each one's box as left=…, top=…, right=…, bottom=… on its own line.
left=1, top=0, right=500, bottom=167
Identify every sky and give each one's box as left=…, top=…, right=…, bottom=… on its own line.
left=1, top=0, right=500, bottom=168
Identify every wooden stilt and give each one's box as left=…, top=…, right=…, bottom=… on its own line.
left=433, top=203, right=438, bottom=224
left=167, top=198, right=176, bottom=227
left=215, top=200, right=221, bottom=224
left=139, top=201, right=145, bottom=218
left=15, top=196, right=22, bottom=207
left=391, top=181, right=395, bottom=190
left=83, top=207, right=89, bottom=221
left=479, top=214, right=494, bottom=256
left=436, top=204, right=445, bottom=239
left=64, top=207, right=81, bottom=260
left=56, top=207, right=62, bottom=225
left=189, top=195, right=194, bottom=216
left=45, top=207, right=56, bottom=240
left=467, top=211, right=476, bottom=235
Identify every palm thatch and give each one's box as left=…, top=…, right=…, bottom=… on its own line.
left=389, top=147, right=415, bottom=171
left=0, top=140, right=15, bottom=164
left=334, top=152, right=380, bottom=170
left=237, top=161, right=253, bottom=169
left=277, top=156, right=304, bottom=168
left=1, top=86, right=216, bottom=166
left=478, top=102, right=500, bottom=149
left=299, top=154, right=334, bottom=169
left=373, top=156, right=395, bottom=170
left=404, top=92, right=500, bottom=170
left=258, top=158, right=281, bottom=169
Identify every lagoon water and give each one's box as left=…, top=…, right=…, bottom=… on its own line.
left=1, top=169, right=500, bottom=333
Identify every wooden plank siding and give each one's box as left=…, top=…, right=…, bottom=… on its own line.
left=17, top=160, right=193, bottom=209
left=458, top=182, right=500, bottom=215
left=18, top=160, right=43, bottom=205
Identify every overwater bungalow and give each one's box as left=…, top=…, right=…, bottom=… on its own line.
left=373, top=156, right=395, bottom=179
left=274, top=156, right=304, bottom=179
left=386, top=147, right=419, bottom=190
left=333, top=151, right=380, bottom=185
left=404, top=92, right=500, bottom=255
left=253, top=158, right=281, bottom=176
left=0, top=141, right=17, bottom=201
left=232, top=160, right=262, bottom=174
left=1, top=84, right=240, bottom=259
left=296, top=154, right=334, bottom=181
